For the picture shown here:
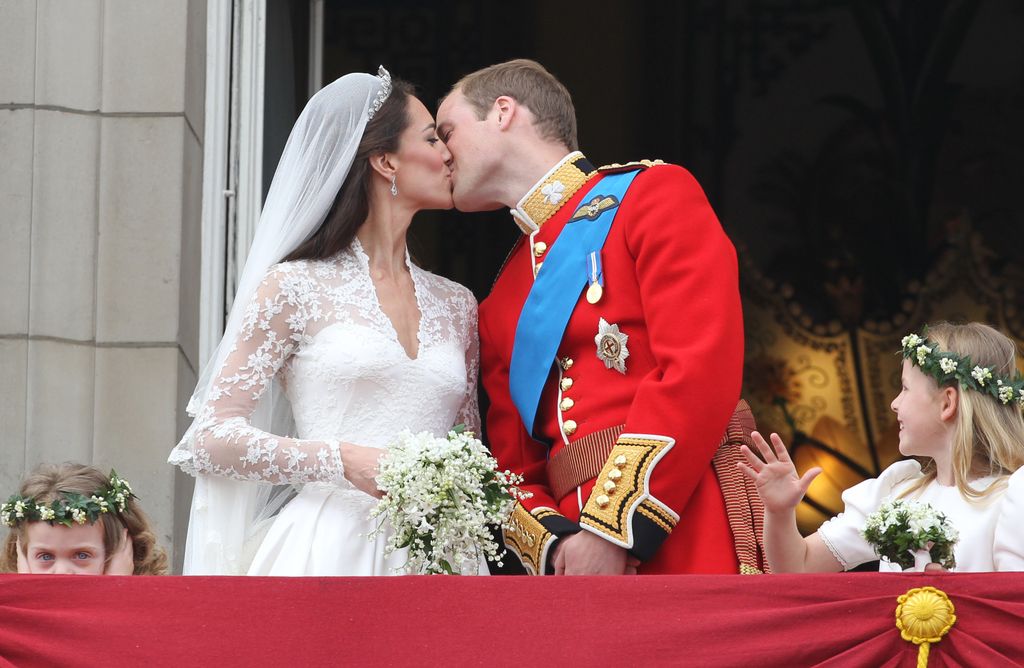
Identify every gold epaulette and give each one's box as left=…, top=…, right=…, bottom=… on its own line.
left=597, top=159, right=666, bottom=174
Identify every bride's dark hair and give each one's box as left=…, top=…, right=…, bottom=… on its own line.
left=284, top=77, right=415, bottom=262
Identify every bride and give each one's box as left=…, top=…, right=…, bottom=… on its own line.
left=168, top=67, right=481, bottom=575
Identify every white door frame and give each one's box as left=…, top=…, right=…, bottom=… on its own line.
left=200, top=0, right=322, bottom=369
left=198, top=0, right=234, bottom=368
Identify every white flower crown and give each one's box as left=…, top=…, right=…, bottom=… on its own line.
left=1, top=470, right=135, bottom=528
left=901, top=332, right=1024, bottom=409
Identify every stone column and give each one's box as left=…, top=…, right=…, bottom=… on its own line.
left=0, top=0, right=206, bottom=571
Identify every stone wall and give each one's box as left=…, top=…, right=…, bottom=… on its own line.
left=0, top=0, right=206, bottom=570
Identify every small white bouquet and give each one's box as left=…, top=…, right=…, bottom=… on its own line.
left=369, top=425, right=527, bottom=575
left=861, top=499, right=959, bottom=571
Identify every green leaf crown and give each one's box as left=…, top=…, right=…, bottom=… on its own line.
left=901, top=332, right=1024, bottom=410
left=1, top=470, right=135, bottom=528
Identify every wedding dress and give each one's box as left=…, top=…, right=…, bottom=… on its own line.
left=169, top=238, right=481, bottom=575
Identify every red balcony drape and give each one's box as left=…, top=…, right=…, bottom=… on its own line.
left=1, top=573, right=1021, bottom=667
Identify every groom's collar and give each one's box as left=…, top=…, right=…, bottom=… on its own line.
left=510, top=151, right=596, bottom=235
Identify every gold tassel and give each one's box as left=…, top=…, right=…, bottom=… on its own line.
left=895, top=586, right=956, bottom=667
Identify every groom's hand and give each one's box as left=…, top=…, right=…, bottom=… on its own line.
left=556, top=530, right=629, bottom=575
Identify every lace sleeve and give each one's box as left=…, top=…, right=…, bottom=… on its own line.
left=454, top=289, right=481, bottom=435
left=177, top=265, right=347, bottom=486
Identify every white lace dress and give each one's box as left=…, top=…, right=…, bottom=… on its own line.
left=170, top=239, right=481, bottom=575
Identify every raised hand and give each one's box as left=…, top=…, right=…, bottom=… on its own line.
left=737, top=431, right=821, bottom=514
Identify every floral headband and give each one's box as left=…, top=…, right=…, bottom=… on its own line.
left=1, top=470, right=135, bottom=528
left=901, top=332, right=1024, bottom=409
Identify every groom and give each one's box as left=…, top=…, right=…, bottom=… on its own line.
left=437, top=60, right=745, bottom=575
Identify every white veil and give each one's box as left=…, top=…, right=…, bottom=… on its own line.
left=170, top=67, right=393, bottom=574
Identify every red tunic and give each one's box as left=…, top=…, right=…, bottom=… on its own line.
left=481, top=158, right=744, bottom=574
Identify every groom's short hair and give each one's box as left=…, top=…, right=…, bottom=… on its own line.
left=453, top=59, right=578, bottom=151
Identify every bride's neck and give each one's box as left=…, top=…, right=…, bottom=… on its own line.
left=356, top=204, right=412, bottom=279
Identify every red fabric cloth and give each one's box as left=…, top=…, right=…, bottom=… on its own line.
left=2, top=573, right=1021, bottom=667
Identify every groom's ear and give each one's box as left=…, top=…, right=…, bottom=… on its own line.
left=369, top=152, right=397, bottom=179
left=494, top=96, right=516, bottom=129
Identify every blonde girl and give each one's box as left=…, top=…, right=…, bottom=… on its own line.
left=739, top=322, right=1024, bottom=572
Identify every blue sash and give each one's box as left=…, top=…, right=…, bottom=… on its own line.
left=509, top=169, right=641, bottom=441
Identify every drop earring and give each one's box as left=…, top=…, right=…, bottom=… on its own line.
left=390, top=175, right=398, bottom=197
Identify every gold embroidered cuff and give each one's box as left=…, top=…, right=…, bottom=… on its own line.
left=578, top=434, right=678, bottom=558
left=503, top=504, right=566, bottom=575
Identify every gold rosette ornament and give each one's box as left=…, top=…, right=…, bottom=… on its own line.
left=895, top=586, right=956, bottom=668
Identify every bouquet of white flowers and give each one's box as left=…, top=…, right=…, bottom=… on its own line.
left=369, top=425, right=527, bottom=575
left=861, top=499, right=959, bottom=571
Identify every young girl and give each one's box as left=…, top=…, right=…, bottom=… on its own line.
left=1, top=463, right=167, bottom=575
left=739, top=321, right=1024, bottom=572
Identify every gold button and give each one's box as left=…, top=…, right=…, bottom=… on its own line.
left=533, top=241, right=548, bottom=257
left=596, top=494, right=610, bottom=508
left=602, top=480, right=616, bottom=493
left=560, top=397, right=574, bottom=412
left=560, top=357, right=574, bottom=371
left=613, top=454, right=627, bottom=466
left=563, top=419, right=577, bottom=436
left=608, top=469, right=622, bottom=481
left=534, top=261, right=543, bottom=276
left=560, top=377, right=573, bottom=392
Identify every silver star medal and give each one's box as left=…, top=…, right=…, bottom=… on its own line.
left=595, top=318, right=629, bottom=374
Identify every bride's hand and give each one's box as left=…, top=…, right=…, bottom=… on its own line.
left=341, top=443, right=384, bottom=498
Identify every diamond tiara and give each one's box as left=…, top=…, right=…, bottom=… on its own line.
left=368, top=65, right=392, bottom=120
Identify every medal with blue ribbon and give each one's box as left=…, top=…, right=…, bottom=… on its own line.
left=586, top=251, right=603, bottom=304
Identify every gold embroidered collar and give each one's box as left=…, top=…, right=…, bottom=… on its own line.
left=510, top=151, right=596, bottom=234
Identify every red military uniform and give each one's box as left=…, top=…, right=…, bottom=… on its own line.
left=480, top=152, right=744, bottom=574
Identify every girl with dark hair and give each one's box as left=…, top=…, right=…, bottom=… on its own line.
left=2, top=463, right=167, bottom=575
left=169, top=68, right=481, bottom=576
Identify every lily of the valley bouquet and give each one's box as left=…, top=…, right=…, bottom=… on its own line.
left=861, top=499, right=959, bottom=571
left=370, top=425, right=527, bottom=575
